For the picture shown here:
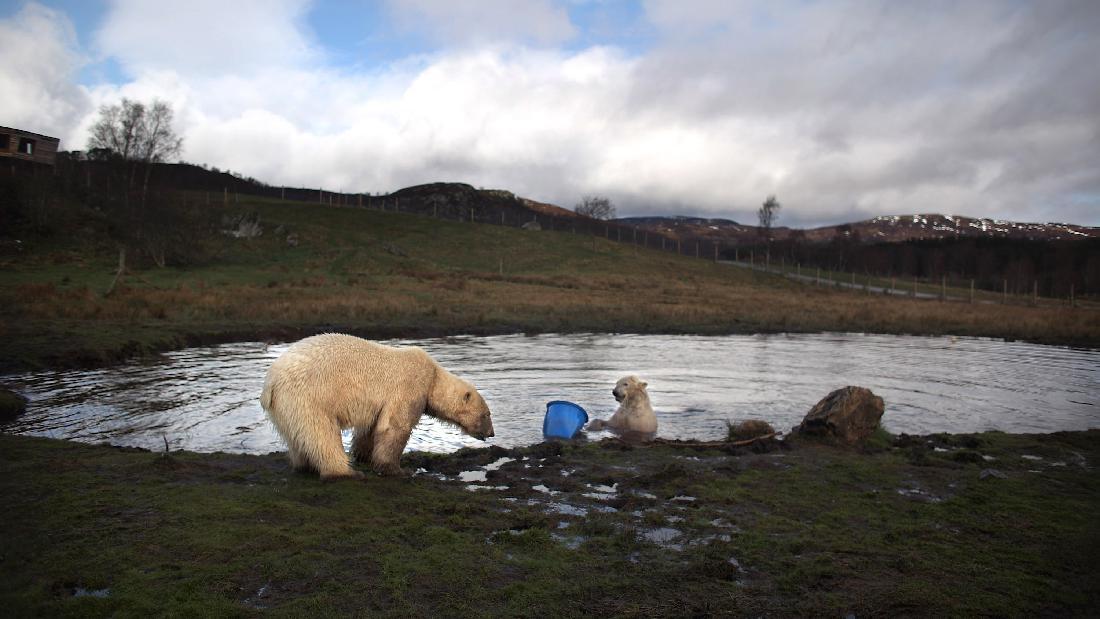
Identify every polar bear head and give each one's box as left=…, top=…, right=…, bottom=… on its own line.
left=612, top=375, right=648, bottom=403
left=428, top=372, right=495, bottom=440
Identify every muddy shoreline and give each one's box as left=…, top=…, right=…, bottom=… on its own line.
left=2, top=430, right=1096, bottom=615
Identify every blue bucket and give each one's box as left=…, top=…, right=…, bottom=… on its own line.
left=543, top=400, right=590, bottom=439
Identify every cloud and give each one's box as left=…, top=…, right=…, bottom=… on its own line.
left=384, top=0, right=577, bottom=47
left=50, top=0, right=1100, bottom=226
left=0, top=2, right=90, bottom=142
left=94, top=0, right=317, bottom=77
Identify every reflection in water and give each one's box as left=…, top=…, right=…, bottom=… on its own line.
left=3, top=333, right=1098, bottom=454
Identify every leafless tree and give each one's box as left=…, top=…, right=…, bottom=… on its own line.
left=575, top=194, right=616, bottom=220
left=758, top=195, right=781, bottom=237
left=758, top=195, right=781, bottom=263
left=87, top=99, right=183, bottom=288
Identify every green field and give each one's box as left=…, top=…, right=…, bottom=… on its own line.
left=1, top=431, right=1097, bottom=616
left=1, top=194, right=1097, bottom=372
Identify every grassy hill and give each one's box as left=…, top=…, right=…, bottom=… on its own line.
left=1, top=191, right=1097, bottom=372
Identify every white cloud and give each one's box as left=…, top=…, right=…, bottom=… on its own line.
left=0, top=2, right=90, bottom=142
left=38, top=0, right=1100, bottom=226
left=94, top=0, right=317, bottom=77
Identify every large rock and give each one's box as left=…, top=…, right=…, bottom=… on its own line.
left=0, top=387, right=27, bottom=423
left=796, top=386, right=884, bottom=445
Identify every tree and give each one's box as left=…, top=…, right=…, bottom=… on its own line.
left=86, top=98, right=184, bottom=288
left=575, top=194, right=616, bottom=220
left=758, top=194, right=781, bottom=237
left=88, top=98, right=182, bottom=210
left=88, top=98, right=182, bottom=167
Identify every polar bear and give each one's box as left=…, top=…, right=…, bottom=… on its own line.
left=586, top=375, right=657, bottom=437
left=260, top=333, right=494, bottom=479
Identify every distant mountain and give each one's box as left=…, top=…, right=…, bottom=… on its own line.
left=616, top=213, right=1099, bottom=244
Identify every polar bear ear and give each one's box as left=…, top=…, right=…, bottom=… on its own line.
left=639, top=381, right=648, bottom=388
left=464, top=391, right=471, bottom=402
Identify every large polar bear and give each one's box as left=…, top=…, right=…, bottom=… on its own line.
left=586, top=375, right=657, bottom=437
left=260, top=333, right=494, bottom=479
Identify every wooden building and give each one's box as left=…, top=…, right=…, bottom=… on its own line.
left=0, top=126, right=60, bottom=166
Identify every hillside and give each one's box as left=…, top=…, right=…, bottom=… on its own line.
left=1, top=175, right=1098, bottom=372
left=619, top=213, right=1100, bottom=244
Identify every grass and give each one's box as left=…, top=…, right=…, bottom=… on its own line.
left=1, top=194, right=1097, bottom=372
left=1, top=430, right=1096, bottom=616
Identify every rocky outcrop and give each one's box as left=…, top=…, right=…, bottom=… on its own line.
left=795, top=386, right=884, bottom=445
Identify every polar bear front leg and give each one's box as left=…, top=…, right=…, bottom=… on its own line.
left=369, top=407, right=415, bottom=477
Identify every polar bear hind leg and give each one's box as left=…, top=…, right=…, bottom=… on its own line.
left=350, top=427, right=374, bottom=465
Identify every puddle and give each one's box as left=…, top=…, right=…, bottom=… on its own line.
left=73, top=587, right=110, bottom=598
left=485, top=457, right=515, bottom=471
left=582, top=483, right=618, bottom=501
left=896, top=487, right=942, bottom=503
left=552, top=533, right=586, bottom=550
left=642, top=527, right=684, bottom=550
left=690, top=534, right=732, bottom=546
left=547, top=502, right=588, bottom=517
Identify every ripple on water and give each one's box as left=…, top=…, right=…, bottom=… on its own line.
left=3, top=333, right=1098, bottom=454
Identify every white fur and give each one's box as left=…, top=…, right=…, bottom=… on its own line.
left=587, top=375, right=657, bottom=436
left=260, top=333, right=492, bottom=479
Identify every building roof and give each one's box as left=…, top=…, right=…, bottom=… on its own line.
left=0, top=126, right=60, bottom=142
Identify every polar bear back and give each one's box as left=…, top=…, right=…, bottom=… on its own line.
left=262, top=333, right=437, bottom=430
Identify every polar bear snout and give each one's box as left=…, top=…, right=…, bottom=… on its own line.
left=470, top=414, right=495, bottom=440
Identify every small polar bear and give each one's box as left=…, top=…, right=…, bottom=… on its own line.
left=260, top=333, right=494, bottom=480
left=587, top=375, right=657, bottom=437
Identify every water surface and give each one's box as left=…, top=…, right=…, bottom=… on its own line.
left=3, top=333, right=1097, bottom=454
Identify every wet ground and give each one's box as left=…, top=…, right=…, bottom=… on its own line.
left=2, top=430, right=1097, bottom=616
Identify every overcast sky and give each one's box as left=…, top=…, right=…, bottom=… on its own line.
left=2, top=0, right=1098, bottom=227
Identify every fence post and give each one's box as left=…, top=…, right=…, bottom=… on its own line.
left=816, top=267, right=820, bottom=286
left=1003, top=279, right=1007, bottom=304
left=1070, top=283, right=1075, bottom=308
left=696, top=242, right=699, bottom=259
left=1033, top=280, right=1038, bottom=305
left=941, top=275, right=945, bottom=301
left=223, top=187, right=228, bottom=206
left=970, top=279, right=974, bottom=304
left=913, top=276, right=917, bottom=297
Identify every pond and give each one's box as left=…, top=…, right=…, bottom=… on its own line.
left=3, top=333, right=1098, bottom=454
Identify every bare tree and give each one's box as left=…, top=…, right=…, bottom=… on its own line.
left=758, top=195, right=781, bottom=263
left=575, top=194, right=616, bottom=220
left=87, top=98, right=183, bottom=288
left=758, top=194, right=781, bottom=236
left=89, top=99, right=182, bottom=165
